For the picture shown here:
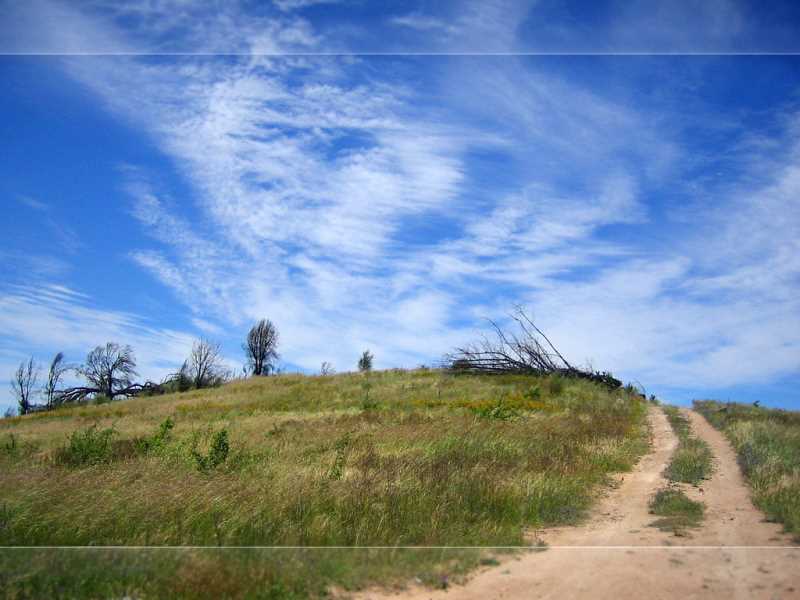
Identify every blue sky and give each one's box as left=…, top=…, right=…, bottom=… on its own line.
left=1, top=0, right=799, bottom=412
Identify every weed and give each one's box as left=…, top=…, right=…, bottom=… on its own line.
left=471, top=398, right=520, bottom=420
left=328, top=432, right=351, bottom=480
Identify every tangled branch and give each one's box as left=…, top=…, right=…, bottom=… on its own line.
left=446, top=306, right=621, bottom=390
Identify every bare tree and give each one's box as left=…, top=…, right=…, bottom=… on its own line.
left=79, top=343, right=138, bottom=400
left=244, top=319, right=279, bottom=376
left=43, top=352, right=70, bottom=409
left=188, top=339, right=226, bottom=389
left=11, top=357, right=39, bottom=415
left=358, top=350, right=373, bottom=373
left=320, top=361, right=335, bottom=376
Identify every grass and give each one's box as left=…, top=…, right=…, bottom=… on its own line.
left=0, top=369, right=648, bottom=598
left=662, top=406, right=713, bottom=485
left=694, top=400, right=800, bottom=538
left=648, top=488, right=705, bottom=535
left=647, top=406, right=712, bottom=535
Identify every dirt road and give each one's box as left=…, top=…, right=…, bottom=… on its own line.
left=357, top=407, right=800, bottom=600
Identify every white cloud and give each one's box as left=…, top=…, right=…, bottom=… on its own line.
left=3, top=0, right=800, bottom=407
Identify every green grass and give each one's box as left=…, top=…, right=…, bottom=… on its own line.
left=648, top=488, right=705, bottom=535
left=0, top=369, right=648, bottom=598
left=662, top=406, right=713, bottom=485
left=694, top=400, right=800, bottom=538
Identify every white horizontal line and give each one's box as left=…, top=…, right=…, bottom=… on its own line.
left=1, top=546, right=798, bottom=550
left=2, top=52, right=800, bottom=57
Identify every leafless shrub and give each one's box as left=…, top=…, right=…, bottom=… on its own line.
left=320, top=362, right=335, bottom=376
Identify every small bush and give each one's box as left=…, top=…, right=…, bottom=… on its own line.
left=54, top=424, right=117, bottom=466
left=192, top=428, right=230, bottom=471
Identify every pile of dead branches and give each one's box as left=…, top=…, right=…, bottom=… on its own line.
left=446, top=306, right=621, bottom=390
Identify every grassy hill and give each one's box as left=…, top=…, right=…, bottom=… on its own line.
left=1, top=369, right=648, bottom=599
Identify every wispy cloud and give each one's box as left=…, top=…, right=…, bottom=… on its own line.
left=2, top=0, right=799, bottom=410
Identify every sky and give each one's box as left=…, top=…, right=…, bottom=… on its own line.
left=1, top=0, right=799, bottom=413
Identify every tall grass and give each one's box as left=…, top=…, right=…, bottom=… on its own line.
left=694, top=400, right=800, bottom=538
left=0, top=370, right=648, bottom=597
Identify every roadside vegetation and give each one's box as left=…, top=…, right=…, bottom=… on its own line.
left=694, top=400, right=800, bottom=538
left=649, top=488, right=705, bottom=533
left=1, top=369, right=648, bottom=598
left=648, top=406, right=711, bottom=535
left=662, top=406, right=713, bottom=485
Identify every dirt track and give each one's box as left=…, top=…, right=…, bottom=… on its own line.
left=357, top=407, right=800, bottom=599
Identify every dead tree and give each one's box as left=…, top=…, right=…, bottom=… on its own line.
left=447, top=306, right=621, bottom=389
left=43, top=352, right=70, bottom=409
left=188, top=338, right=226, bottom=389
left=244, top=319, right=279, bottom=376
left=53, top=343, right=142, bottom=403
left=81, top=343, right=138, bottom=399
left=11, top=357, right=39, bottom=415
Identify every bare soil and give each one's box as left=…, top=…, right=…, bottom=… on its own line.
left=356, top=407, right=800, bottom=599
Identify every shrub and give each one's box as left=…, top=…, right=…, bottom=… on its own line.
left=54, top=424, right=117, bottom=466
left=136, top=417, right=176, bottom=454
left=193, top=429, right=230, bottom=471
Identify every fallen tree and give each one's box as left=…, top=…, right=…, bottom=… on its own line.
left=446, top=306, right=621, bottom=390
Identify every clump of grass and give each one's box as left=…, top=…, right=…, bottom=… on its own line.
left=662, top=406, right=713, bottom=485
left=649, top=488, right=704, bottom=535
left=694, top=400, right=800, bottom=537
